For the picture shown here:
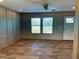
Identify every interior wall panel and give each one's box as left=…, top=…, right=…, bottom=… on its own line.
left=0, top=7, right=7, bottom=38
left=7, top=9, right=13, bottom=36
left=0, top=6, right=20, bottom=49
left=12, top=11, right=18, bottom=41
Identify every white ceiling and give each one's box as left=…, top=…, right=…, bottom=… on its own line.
left=0, top=0, right=75, bottom=12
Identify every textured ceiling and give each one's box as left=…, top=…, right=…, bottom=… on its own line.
left=0, top=0, right=75, bottom=12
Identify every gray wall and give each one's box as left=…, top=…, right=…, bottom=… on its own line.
left=0, top=6, right=20, bottom=48
left=20, top=11, right=75, bottom=40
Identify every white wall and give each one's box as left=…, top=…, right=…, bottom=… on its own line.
left=0, top=6, right=20, bottom=49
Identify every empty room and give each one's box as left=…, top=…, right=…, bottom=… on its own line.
left=0, top=0, right=79, bottom=59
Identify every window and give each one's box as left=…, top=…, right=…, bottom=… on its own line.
left=43, top=17, right=53, bottom=34
left=66, top=17, right=74, bottom=23
left=31, top=17, right=53, bottom=34
left=31, top=18, right=41, bottom=33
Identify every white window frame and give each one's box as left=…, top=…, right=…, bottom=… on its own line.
left=42, top=17, right=53, bottom=34
left=31, top=18, right=41, bottom=34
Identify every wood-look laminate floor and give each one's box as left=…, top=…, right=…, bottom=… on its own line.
left=0, top=39, right=73, bottom=59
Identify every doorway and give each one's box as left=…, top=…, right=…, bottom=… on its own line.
left=63, top=16, right=74, bottom=40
